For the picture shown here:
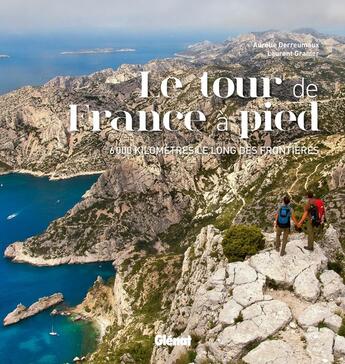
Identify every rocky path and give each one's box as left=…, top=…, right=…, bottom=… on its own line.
left=228, top=174, right=247, bottom=221
left=304, top=162, right=321, bottom=191
left=152, top=226, right=345, bottom=364
left=234, top=192, right=246, bottom=221
left=288, top=160, right=302, bottom=194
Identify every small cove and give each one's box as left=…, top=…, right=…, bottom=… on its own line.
left=0, top=173, right=114, bottom=364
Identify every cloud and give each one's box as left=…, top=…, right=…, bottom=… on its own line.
left=0, top=0, right=344, bottom=33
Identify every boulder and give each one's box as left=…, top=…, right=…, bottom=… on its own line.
left=205, top=288, right=225, bottom=305
left=334, top=335, right=345, bottom=358
left=211, top=300, right=291, bottom=361
left=241, top=300, right=292, bottom=336
left=208, top=267, right=226, bottom=287
left=249, top=239, right=327, bottom=287
left=215, top=319, right=262, bottom=360
left=218, top=299, right=243, bottom=325
left=293, top=267, right=320, bottom=302
left=297, top=302, right=341, bottom=332
left=324, top=314, right=342, bottom=333
left=243, top=340, right=298, bottom=364
left=305, top=327, right=335, bottom=364
left=320, top=270, right=345, bottom=300
left=319, top=224, right=343, bottom=260
left=226, top=262, right=258, bottom=285
left=232, top=278, right=265, bottom=307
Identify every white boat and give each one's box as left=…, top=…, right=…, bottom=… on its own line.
left=49, top=324, right=58, bottom=336
left=6, top=213, right=18, bottom=220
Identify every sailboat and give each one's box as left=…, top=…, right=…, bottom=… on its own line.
left=49, top=324, right=58, bottom=336
left=6, top=212, right=18, bottom=220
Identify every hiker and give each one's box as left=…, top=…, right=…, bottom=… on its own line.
left=298, top=191, right=326, bottom=251
left=274, top=195, right=299, bottom=256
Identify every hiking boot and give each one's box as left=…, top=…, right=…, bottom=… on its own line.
left=304, top=246, right=314, bottom=251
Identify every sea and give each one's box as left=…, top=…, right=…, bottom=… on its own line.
left=0, top=31, right=230, bottom=95
left=0, top=173, right=114, bottom=364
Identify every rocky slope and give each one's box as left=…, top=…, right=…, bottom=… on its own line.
left=82, top=224, right=345, bottom=364
left=1, top=29, right=345, bottom=363
left=5, top=134, right=344, bottom=265
left=151, top=225, right=345, bottom=363
left=69, top=276, right=117, bottom=338
left=0, top=30, right=344, bottom=179
left=176, top=29, right=345, bottom=63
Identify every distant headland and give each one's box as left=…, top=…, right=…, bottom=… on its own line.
left=60, top=48, right=136, bottom=55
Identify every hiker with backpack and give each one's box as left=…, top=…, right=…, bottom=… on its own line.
left=274, top=195, right=299, bottom=256
left=298, top=191, right=326, bottom=251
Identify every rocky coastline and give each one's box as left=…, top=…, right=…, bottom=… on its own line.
left=0, top=169, right=105, bottom=181
left=4, top=241, right=115, bottom=266
left=3, top=293, right=64, bottom=326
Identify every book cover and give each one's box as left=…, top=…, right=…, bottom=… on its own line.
left=0, top=1, right=344, bottom=363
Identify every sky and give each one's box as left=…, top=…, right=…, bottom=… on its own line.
left=0, top=0, right=344, bottom=35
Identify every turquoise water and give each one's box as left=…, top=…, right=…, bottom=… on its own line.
left=0, top=173, right=115, bottom=364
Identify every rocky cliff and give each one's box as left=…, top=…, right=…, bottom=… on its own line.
left=1, top=29, right=345, bottom=363
left=82, top=224, right=345, bottom=364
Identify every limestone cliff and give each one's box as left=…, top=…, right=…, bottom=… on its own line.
left=1, top=30, right=344, bottom=180
left=1, top=29, right=345, bottom=364
left=81, top=224, right=345, bottom=364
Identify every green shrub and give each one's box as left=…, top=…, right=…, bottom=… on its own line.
left=176, top=350, right=197, bottom=364
left=222, top=225, right=265, bottom=262
left=113, top=335, right=153, bottom=364
left=234, top=312, right=243, bottom=324
left=266, top=277, right=280, bottom=290
left=338, top=317, right=345, bottom=337
left=327, top=261, right=343, bottom=275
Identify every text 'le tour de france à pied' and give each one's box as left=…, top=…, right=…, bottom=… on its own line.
left=69, top=72, right=319, bottom=139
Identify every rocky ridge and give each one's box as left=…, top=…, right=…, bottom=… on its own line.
left=3, top=293, right=64, bottom=326
left=176, top=29, right=345, bottom=63
left=69, top=276, right=117, bottom=338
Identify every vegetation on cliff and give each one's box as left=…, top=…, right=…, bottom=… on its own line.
left=222, top=225, right=265, bottom=262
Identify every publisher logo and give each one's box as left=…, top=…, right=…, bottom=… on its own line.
left=154, top=334, right=192, bottom=347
